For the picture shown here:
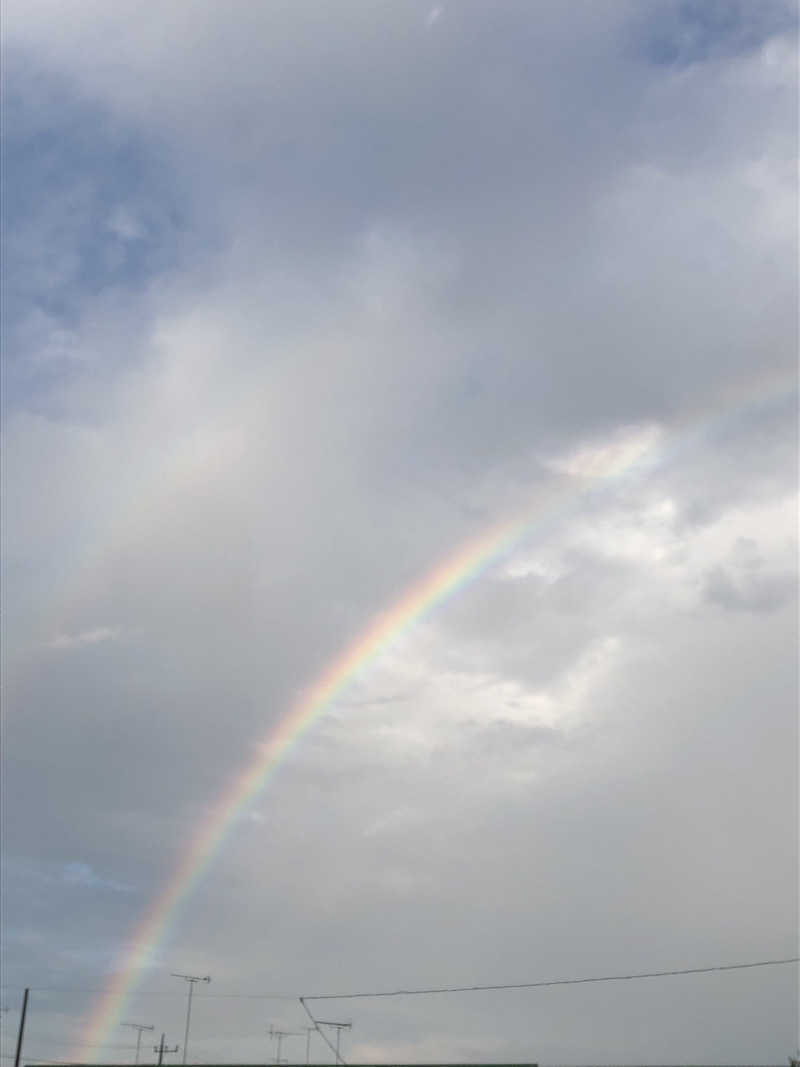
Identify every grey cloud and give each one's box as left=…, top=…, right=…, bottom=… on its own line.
left=1, top=2, right=796, bottom=1062
left=635, top=0, right=797, bottom=67
left=704, top=563, right=797, bottom=612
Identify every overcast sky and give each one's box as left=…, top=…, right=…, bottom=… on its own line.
left=1, top=2, right=798, bottom=1064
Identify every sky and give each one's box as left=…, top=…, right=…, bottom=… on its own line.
left=1, top=1, right=798, bottom=1063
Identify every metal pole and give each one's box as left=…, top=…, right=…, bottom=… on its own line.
left=123, top=1023, right=155, bottom=1065
left=268, top=1026, right=302, bottom=1065
left=171, top=973, right=209, bottom=1066
left=314, top=1022, right=350, bottom=1066
left=13, top=988, right=29, bottom=1067
left=182, top=982, right=193, bottom=1065
left=305, top=1027, right=313, bottom=1066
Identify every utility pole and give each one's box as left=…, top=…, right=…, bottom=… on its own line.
left=122, top=1022, right=155, bottom=1065
left=314, top=1021, right=351, bottom=1065
left=13, top=988, right=29, bottom=1067
left=154, top=1034, right=179, bottom=1066
left=171, top=973, right=210, bottom=1065
left=268, top=1025, right=302, bottom=1065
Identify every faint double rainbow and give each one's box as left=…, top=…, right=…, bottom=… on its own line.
left=77, top=366, right=796, bottom=1060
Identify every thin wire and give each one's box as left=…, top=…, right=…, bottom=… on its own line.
left=302, top=956, right=800, bottom=1001
left=0, top=988, right=297, bottom=1000
left=299, top=999, right=345, bottom=1067
left=0, top=1040, right=138, bottom=1051
left=1, top=1057, right=83, bottom=1065
left=1, top=955, right=796, bottom=1004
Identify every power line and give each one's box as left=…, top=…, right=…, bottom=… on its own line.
left=1, top=1040, right=138, bottom=1051
left=301, top=956, right=800, bottom=1001
left=1, top=1057, right=84, bottom=1065
left=1, top=956, right=797, bottom=1004
left=0, top=988, right=296, bottom=1000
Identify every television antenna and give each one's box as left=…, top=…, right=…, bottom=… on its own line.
left=268, top=1025, right=302, bottom=1064
left=314, top=1021, right=352, bottom=1064
left=121, top=1022, right=155, bottom=1065
left=171, top=972, right=211, bottom=1065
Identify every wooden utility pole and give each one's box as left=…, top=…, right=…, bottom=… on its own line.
left=154, top=1033, right=179, bottom=1066
left=13, top=988, right=29, bottom=1067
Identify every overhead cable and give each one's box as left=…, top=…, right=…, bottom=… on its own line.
left=302, top=956, right=800, bottom=1001
left=2, top=956, right=797, bottom=1004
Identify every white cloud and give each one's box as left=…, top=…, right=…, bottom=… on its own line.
left=48, top=626, right=121, bottom=650
left=425, top=6, right=443, bottom=31
left=547, top=422, right=664, bottom=482
left=106, top=206, right=146, bottom=242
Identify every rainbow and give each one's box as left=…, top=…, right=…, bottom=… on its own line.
left=76, top=368, right=796, bottom=1059
left=76, top=514, right=528, bottom=1058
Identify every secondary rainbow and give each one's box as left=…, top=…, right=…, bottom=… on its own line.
left=77, top=366, right=796, bottom=1059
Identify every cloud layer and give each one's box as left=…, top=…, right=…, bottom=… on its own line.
left=2, top=2, right=797, bottom=1063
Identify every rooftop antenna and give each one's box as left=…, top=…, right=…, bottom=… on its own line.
left=122, top=1022, right=155, bottom=1065
left=314, top=1021, right=352, bottom=1065
left=170, top=973, right=210, bottom=1065
left=268, top=1025, right=302, bottom=1065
